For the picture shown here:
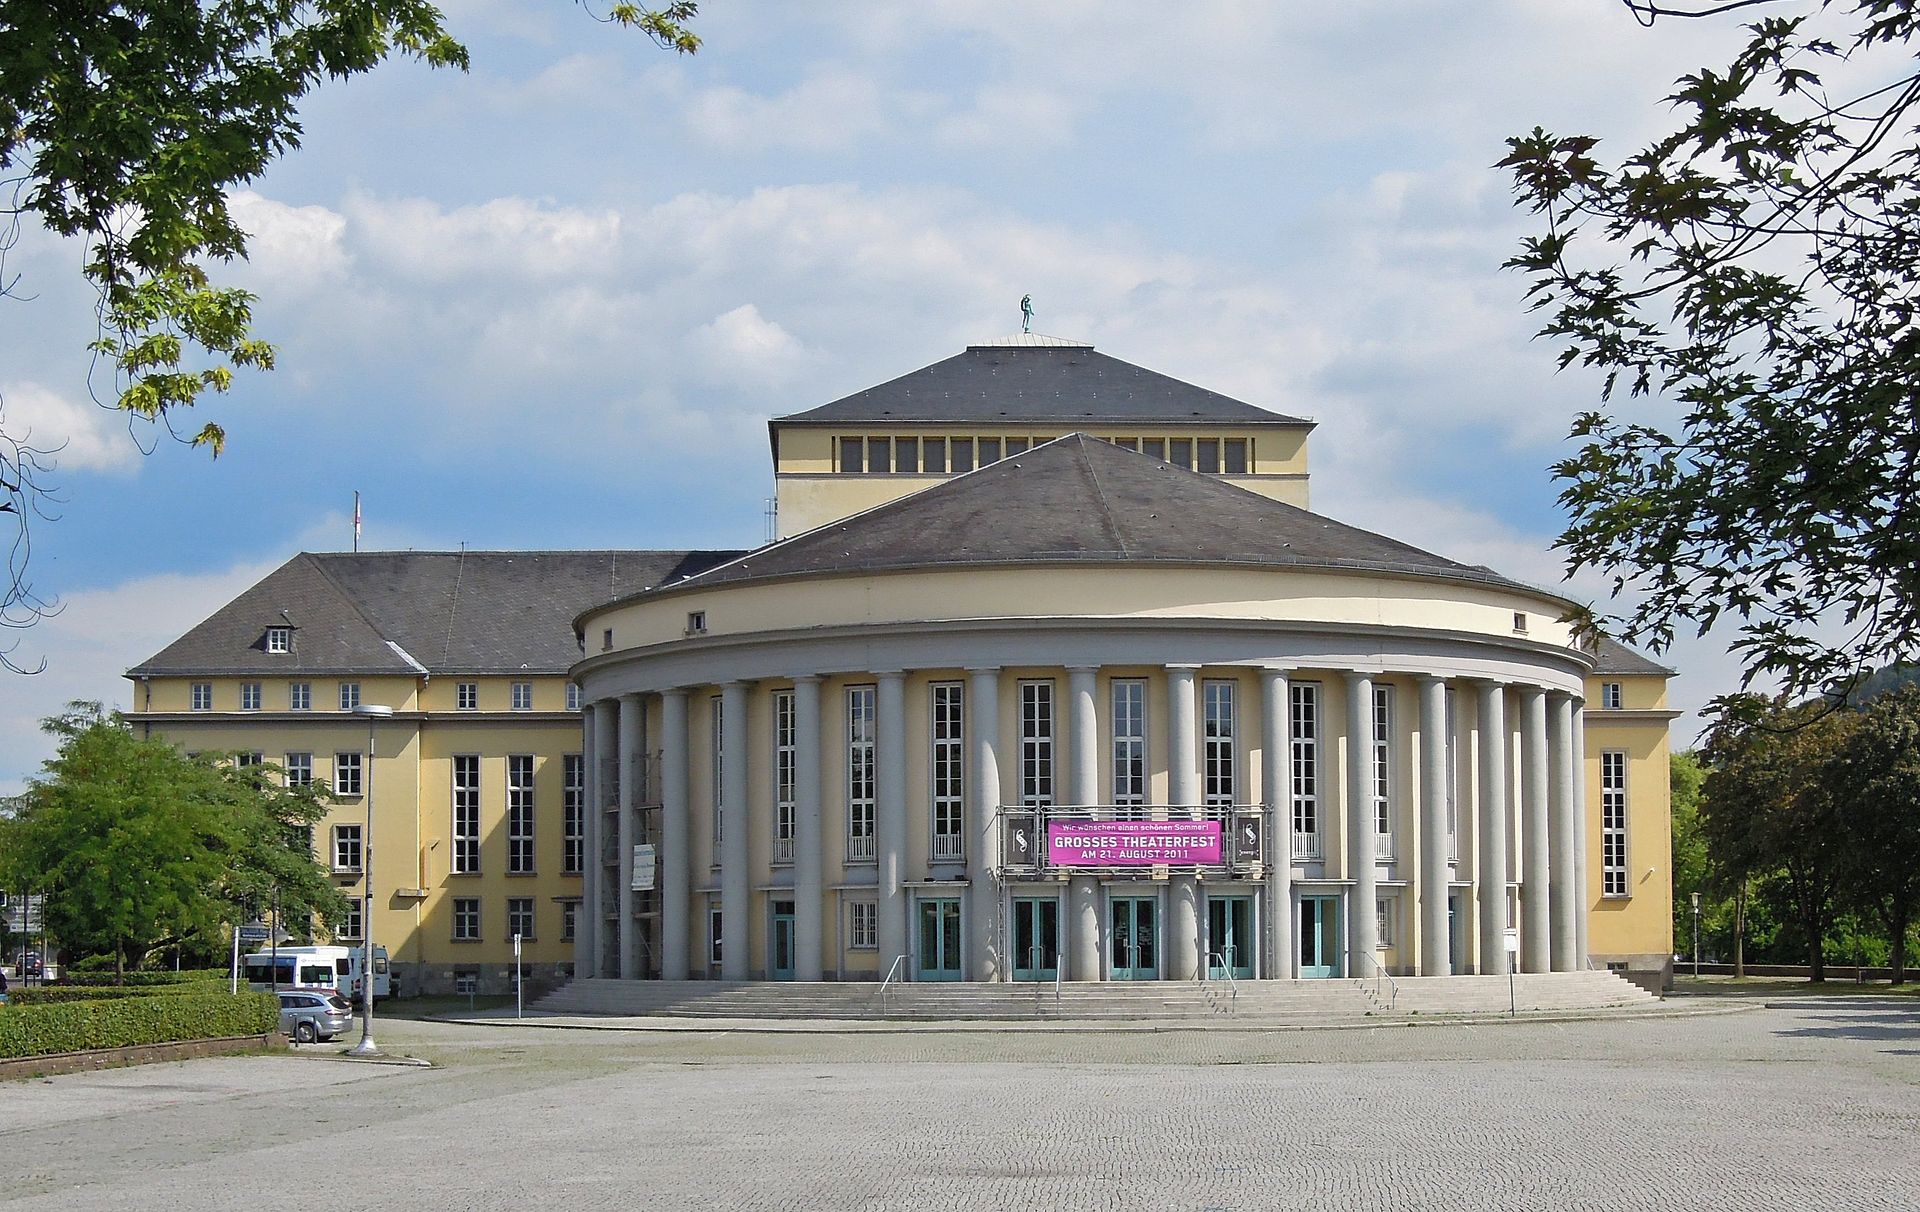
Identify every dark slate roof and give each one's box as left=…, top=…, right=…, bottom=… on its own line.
left=656, top=435, right=1556, bottom=599
left=773, top=340, right=1312, bottom=427
left=129, top=550, right=740, bottom=677
left=1589, top=637, right=1675, bottom=677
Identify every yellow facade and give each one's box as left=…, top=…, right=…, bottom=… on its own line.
left=1582, top=671, right=1678, bottom=968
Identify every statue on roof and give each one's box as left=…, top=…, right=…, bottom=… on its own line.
left=1020, top=294, right=1034, bottom=334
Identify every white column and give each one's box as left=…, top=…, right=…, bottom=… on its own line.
left=593, top=703, right=619, bottom=978
left=1548, top=692, right=1580, bottom=971
left=1573, top=701, right=1591, bottom=966
left=1165, top=666, right=1202, bottom=981
left=876, top=671, right=909, bottom=971
left=578, top=703, right=600, bottom=978
left=1344, top=673, right=1379, bottom=968
left=617, top=693, right=641, bottom=979
left=1418, top=676, right=1451, bottom=977
left=966, top=668, right=1003, bottom=982
left=1260, top=669, right=1292, bottom=980
left=792, top=676, right=825, bottom=982
left=659, top=689, right=691, bottom=981
left=1519, top=687, right=1551, bottom=974
left=1066, top=667, right=1101, bottom=982
left=1476, top=682, right=1510, bottom=977
left=719, top=682, right=750, bottom=980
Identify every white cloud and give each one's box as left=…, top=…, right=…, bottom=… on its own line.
left=682, top=70, right=893, bottom=152
left=688, top=304, right=813, bottom=388
left=0, top=382, right=139, bottom=474
left=228, top=190, right=350, bottom=290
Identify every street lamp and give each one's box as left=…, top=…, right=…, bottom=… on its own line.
left=349, top=703, right=393, bottom=1057
left=1691, top=891, right=1702, bottom=980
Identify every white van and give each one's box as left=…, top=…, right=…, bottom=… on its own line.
left=245, top=945, right=391, bottom=1002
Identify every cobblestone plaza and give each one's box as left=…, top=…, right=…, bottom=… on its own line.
left=4, top=999, right=1916, bottom=1211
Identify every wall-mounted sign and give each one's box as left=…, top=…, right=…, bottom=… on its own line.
left=1233, top=816, right=1262, bottom=864
left=1047, top=820, right=1223, bottom=867
left=1003, top=817, right=1039, bottom=867
left=631, top=843, right=657, bottom=891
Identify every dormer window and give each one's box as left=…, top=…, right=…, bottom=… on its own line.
left=687, top=611, right=707, bottom=636
left=266, top=625, right=292, bottom=654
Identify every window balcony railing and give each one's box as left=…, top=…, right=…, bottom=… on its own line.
left=1291, top=831, right=1322, bottom=861
left=931, top=832, right=965, bottom=862
left=847, top=834, right=877, bottom=862
left=773, top=835, right=794, bottom=864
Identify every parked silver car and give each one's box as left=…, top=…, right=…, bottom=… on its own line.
left=277, top=989, right=354, bottom=1043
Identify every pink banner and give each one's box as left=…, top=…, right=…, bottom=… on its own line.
left=1046, top=820, right=1222, bottom=866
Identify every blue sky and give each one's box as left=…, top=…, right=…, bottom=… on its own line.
left=0, top=2, right=1749, bottom=790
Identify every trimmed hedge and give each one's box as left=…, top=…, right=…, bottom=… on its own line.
left=65, top=969, right=229, bottom=988
left=0, top=991, right=277, bottom=1059
left=7, top=980, right=233, bottom=1005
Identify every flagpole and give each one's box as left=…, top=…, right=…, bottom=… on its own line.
left=353, top=491, right=362, bottom=552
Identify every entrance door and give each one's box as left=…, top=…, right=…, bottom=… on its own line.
left=916, top=898, right=962, bottom=982
left=1012, top=898, right=1059, bottom=981
left=771, top=900, right=796, bottom=981
left=1207, top=895, right=1254, bottom=980
left=1449, top=894, right=1465, bottom=974
left=1109, top=896, right=1158, bottom=981
left=1299, top=895, right=1341, bottom=978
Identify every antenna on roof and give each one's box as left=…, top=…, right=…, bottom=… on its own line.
left=1019, top=294, right=1034, bottom=334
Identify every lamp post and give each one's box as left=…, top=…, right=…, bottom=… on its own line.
left=1691, top=891, right=1702, bottom=980
left=349, top=703, right=393, bottom=1056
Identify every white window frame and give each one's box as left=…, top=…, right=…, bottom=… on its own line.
left=452, top=754, right=481, bottom=874
left=1203, top=679, right=1237, bottom=808
left=506, top=897, right=535, bottom=940
left=711, top=695, right=724, bottom=846
left=1376, top=894, right=1396, bottom=948
left=561, top=901, right=578, bottom=942
left=1112, top=679, right=1147, bottom=818
left=1602, top=682, right=1624, bottom=710
left=338, top=899, right=362, bottom=941
left=240, top=682, right=262, bottom=711
left=289, top=681, right=311, bottom=711
left=333, top=751, right=362, bottom=797
left=338, top=682, right=360, bottom=710
left=511, top=681, right=533, bottom=711
left=846, top=685, right=877, bottom=862
left=332, top=824, right=363, bottom=873
left=773, top=690, right=797, bottom=865
left=191, top=682, right=212, bottom=711
left=562, top=753, right=585, bottom=874
left=452, top=897, right=480, bottom=941
left=1019, top=680, right=1055, bottom=808
left=285, top=752, right=313, bottom=788
left=457, top=682, right=478, bottom=710
left=931, top=681, right=965, bottom=860
left=1372, top=684, right=1394, bottom=861
left=849, top=900, right=877, bottom=950
left=266, top=625, right=291, bottom=654
left=507, top=754, right=535, bottom=874
left=1602, top=750, right=1629, bottom=898
left=1290, top=682, right=1321, bottom=859
left=567, top=683, right=581, bottom=712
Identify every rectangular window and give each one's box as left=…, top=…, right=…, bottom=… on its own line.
left=1376, top=896, right=1395, bottom=948
left=1196, top=438, right=1221, bottom=474
left=867, top=436, right=891, bottom=474
left=847, top=685, right=877, bottom=861
left=191, top=682, right=212, bottom=711
left=849, top=901, right=877, bottom=949
left=333, top=751, right=363, bottom=797
left=931, top=681, right=965, bottom=860
left=338, top=899, right=362, bottom=941
left=338, top=682, right=360, bottom=710
left=507, top=897, right=534, bottom=940
left=237, top=751, right=263, bottom=769
left=711, top=695, right=724, bottom=846
left=1373, top=685, right=1394, bottom=860
left=1112, top=436, right=1139, bottom=452
left=978, top=437, right=1001, bottom=465
left=457, top=682, right=478, bottom=710
left=1004, top=437, right=1030, bottom=457
left=1020, top=681, right=1055, bottom=807
left=950, top=437, right=974, bottom=473
left=773, top=690, right=797, bottom=865
left=894, top=437, right=919, bottom=474
left=1203, top=680, right=1237, bottom=807
left=285, top=752, right=313, bottom=788
left=332, top=824, right=363, bottom=872
left=561, top=901, right=578, bottom=942
left=511, top=682, right=533, bottom=710
left=687, top=611, right=707, bottom=635
left=507, top=754, right=535, bottom=874
left=923, top=437, right=947, bottom=473
left=1112, top=680, right=1147, bottom=818
left=563, top=754, right=585, bottom=874
left=1142, top=437, right=1166, bottom=461
left=708, top=907, right=724, bottom=967
left=289, top=681, right=311, bottom=711
left=1602, top=750, right=1629, bottom=897
left=452, top=755, right=481, bottom=874
left=240, top=682, right=262, bottom=711
left=452, top=897, right=480, bottom=941
left=1290, top=683, right=1320, bottom=858
left=453, top=970, right=479, bottom=995
left=1169, top=438, right=1193, bottom=468
left=1223, top=438, right=1249, bottom=474
left=567, top=683, right=581, bottom=712
left=1602, top=682, right=1623, bottom=710
left=266, top=626, right=292, bottom=654
left=839, top=436, right=864, bottom=473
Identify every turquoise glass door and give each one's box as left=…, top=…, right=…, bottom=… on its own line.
left=1012, top=898, right=1059, bottom=981
left=916, top=898, right=962, bottom=981
left=771, top=901, right=796, bottom=981
left=1207, top=895, right=1254, bottom=980
left=1299, top=896, right=1341, bottom=978
left=1109, top=896, right=1158, bottom=980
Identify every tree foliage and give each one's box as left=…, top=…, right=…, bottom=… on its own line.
left=1827, top=684, right=1920, bottom=981
left=1503, top=0, right=1920, bottom=712
left=0, top=702, right=346, bottom=979
left=0, top=1, right=698, bottom=667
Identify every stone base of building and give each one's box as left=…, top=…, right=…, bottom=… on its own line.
left=397, top=961, right=575, bottom=999
left=1593, top=953, right=1673, bottom=994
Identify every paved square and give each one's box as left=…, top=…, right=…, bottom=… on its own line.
left=3, top=998, right=1915, bottom=1210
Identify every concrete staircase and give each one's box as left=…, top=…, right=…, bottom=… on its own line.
left=529, top=969, right=1657, bottom=1023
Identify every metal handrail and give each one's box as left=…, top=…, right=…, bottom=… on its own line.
left=1053, top=963, right=1063, bottom=1013
left=1205, top=951, right=1238, bottom=1013
left=1356, top=950, right=1398, bottom=1010
left=877, top=953, right=908, bottom=1017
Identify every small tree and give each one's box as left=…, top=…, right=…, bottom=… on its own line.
left=1829, top=685, right=1920, bottom=983
left=0, top=703, right=345, bottom=981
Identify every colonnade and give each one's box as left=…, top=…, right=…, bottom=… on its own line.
left=577, top=664, right=1590, bottom=983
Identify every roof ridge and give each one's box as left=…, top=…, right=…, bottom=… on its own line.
left=1071, top=434, right=1132, bottom=558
